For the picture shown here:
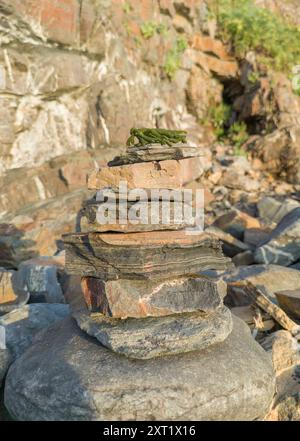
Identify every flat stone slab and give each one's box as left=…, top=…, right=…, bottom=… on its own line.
left=108, top=143, right=202, bottom=166
left=80, top=276, right=227, bottom=318
left=88, top=157, right=208, bottom=191
left=64, top=230, right=233, bottom=280
left=73, top=305, right=233, bottom=359
left=4, top=317, right=275, bottom=421
left=80, top=199, right=195, bottom=233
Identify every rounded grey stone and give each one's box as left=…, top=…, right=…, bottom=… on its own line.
left=73, top=305, right=233, bottom=359
left=4, top=316, right=275, bottom=421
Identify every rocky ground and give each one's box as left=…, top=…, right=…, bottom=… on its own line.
left=1, top=0, right=300, bottom=421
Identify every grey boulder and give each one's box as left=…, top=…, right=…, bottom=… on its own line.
left=4, top=316, right=275, bottom=421
left=0, top=349, right=11, bottom=386
left=0, top=304, right=70, bottom=359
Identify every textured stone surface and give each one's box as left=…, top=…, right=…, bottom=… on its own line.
left=255, top=207, right=300, bottom=266
left=16, top=256, right=65, bottom=303
left=4, top=316, right=275, bottom=421
left=0, top=349, right=11, bottom=386
left=275, top=289, right=300, bottom=320
left=80, top=199, right=195, bottom=233
left=88, top=157, right=210, bottom=191
left=73, top=305, right=233, bottom=359
left=261, top=330, right=300, bottom=374
left=80, top=276, right=227, bottom=318
left=64, top=230, right=233, bottom=280
left=223, top=264, right=300, bottom=307
left=0, top=304, right=70, bottom=360
left=213, top=209, right=261, bottom=240
left=108, top=143, right=203, bottom=166
left=257, top=197, right=300, bottom=226
left=0, top=269, right=29, bottom=315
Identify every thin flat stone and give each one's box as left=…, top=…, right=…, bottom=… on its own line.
left=63, top=230, right=233, bottom=280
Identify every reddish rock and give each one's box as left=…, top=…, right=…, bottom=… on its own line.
left=80, top=276, right=227, bottom=318
left=189, top=50, right=238, bottom=77
left=191, top=33, right=232, bottom=60
left=88, top=157, right=210, bottom=191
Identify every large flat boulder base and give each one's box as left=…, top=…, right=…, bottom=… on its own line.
left=4, top=317, right=275, bottom=421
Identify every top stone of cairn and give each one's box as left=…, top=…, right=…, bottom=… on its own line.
left=108, top=128, right=202, bottom=166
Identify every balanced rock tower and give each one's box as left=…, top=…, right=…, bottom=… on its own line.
left=4, top=130, right=275, bottom=421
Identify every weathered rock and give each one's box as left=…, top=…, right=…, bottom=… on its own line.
left=275, top=289, right=300, bottom=320
left=4, top=316, right=275, bottom=421
left=244, top=227, right=271, bottom=247
left=232, top=250, right=255, bottom=266
left=231, top=306, right=275, bottom=332
left=206, top=225, right=251, bottom=257
left=64, top=230, right=233, bottom=280
left=213, top=209, right=261, bottom=240
left=108, top=143, right=203, bottom=166
left=88, top=157, right=210, bottom=191
left=80, top=276, right=227, bottom=318
left=261, top=331, right=300, bottom=374
left=223, top=264, right=300, bottom=306
left=80, top=199, right=195, bottom=233
left=257, top=197, right=300, bottom=226
left=74, top=305, right=233, bottom=359
left=266, top=393, right=300, bottom=421
left=0, top=268, right=29, bottom=315
left=0, top=349, right=11, bottom=386
left=0, top=304, right=70, bottom=360
left=254, top=207, right=300, bottom=266
left=16, top=256, right=65, bottom=303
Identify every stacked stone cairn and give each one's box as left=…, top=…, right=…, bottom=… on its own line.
left=3, top=131, right=275, bottom=421
left=63, top=130, right=235, bottom=359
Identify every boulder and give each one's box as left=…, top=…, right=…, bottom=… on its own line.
left=80, top=276, right=227, bottom=318
left=223, top=264, right=300, bottom=307
left=261, top=330, right=300, bottom=374
left=4, top=316, right=275, bottom=421
left=0, top=304, right=70, bottom=360
left=254, top=207, right=300, bottom=266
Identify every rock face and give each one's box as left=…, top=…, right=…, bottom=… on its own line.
left=80, top=276, right=227, bottom=317
left=64, top=230, right=232, bottom=280
left=73, top=305, right=233, bottom=359
left=255, top=208, right=300, bottom=266
left=0, top=304, right=70, bottom=359
left=4, top=316, right=275, bottom=421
